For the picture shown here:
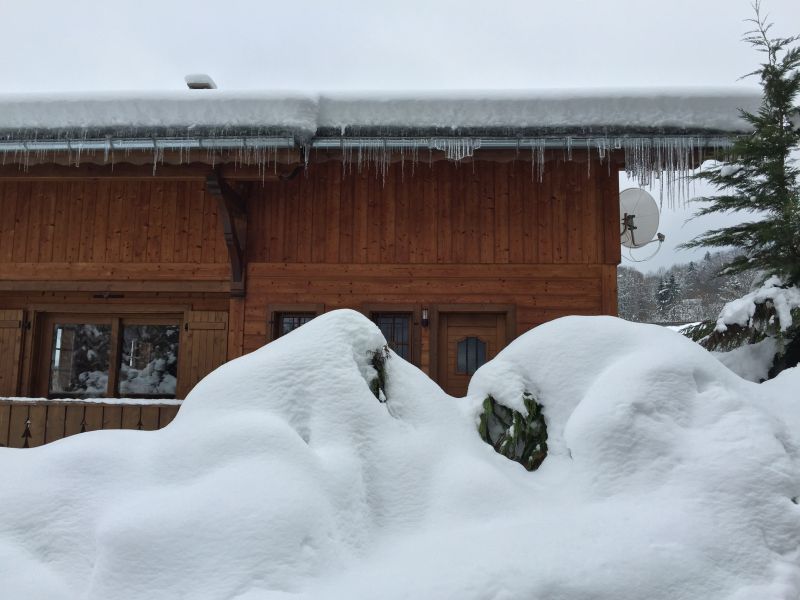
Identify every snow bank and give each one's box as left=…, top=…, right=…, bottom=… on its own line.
left=0, top=311, right=797, bottom=600
left=712, top=337, right=778, bottom=382
left=0, top=87, right=760, bottom=136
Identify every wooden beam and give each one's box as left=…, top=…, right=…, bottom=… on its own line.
left=0, top=280, right=230, bottom=293
left=205, top=172, right=248, bottom=297
left=0, top=262, right=230, bottom=281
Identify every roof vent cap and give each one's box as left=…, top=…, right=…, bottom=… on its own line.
left=185, top=74, right=217, bottom=90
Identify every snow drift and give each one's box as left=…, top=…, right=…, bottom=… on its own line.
left=0, top=310, right=797, bottom=600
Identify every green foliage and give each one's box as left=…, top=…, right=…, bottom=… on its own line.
left=367, top=345, right=391, bottom=402
left=680, top=2, right=800, bottom=285
left=478, top=392, right=548, bottom=471
left=682, top=320, right=717, bottom=343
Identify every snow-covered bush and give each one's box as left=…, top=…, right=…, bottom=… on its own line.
left=477, top=392, right=547, bottom=470
left=685, top=276, right=800, bottom=379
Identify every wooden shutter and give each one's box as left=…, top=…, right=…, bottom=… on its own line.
left=177, top=310, right=229, bottom=398
left=0, top=309, right=24, bottom=396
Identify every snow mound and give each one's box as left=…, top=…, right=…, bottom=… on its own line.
left=712, top=337, right=779, bottom=382
left=0, top=311, right=798, bottom=600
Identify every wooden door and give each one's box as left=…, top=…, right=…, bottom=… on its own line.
left=177, top=310, right=229, bottom=398
left=0, top=309, right=24, bottom=396
left=437, top=312, right=506, bottom=397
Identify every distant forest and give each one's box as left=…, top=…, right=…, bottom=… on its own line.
left=617, top=250, right=759, bottom=324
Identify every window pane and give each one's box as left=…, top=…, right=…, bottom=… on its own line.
left=456, top=337, right=487, bottom=375
left=457, top=339, right=467, bottom=373
left=49, top=323, right=111, bottom=396
left=278, top=313, right=315, bottom=337
left=119, top=324, right=180, bottom=397
left=374, top=313, right=410, bottom=360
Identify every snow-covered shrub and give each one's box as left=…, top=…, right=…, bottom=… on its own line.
left=366, top=345, right=391, bottom=402
left=478, top=392, right=547, bottom=470
left=685, top=277, right=800, bottom=379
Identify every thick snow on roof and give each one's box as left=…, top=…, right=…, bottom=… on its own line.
left=0, top=87, right=761, bottom=137
left=0, top=310, right=797, bottom=599
left=318, top=88, right=761, bottom=134
left=0, top=91, right=318, bottom=135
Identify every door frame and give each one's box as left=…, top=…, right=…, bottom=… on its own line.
left=430, top=303, right=516, bottom=387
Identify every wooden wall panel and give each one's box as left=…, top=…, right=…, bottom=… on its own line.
left=241, top=263, right=609, bottom=357
left=0, top=403, right=10, bottom=447
left=0, top=153, right=620, bottom=404
left=0, top=400, right=182, bottom=448
left=177, top=310, right=229, bottom=398
left=0, top=180, right=226, bottom=265
left=247, top=156, right=619, bottom=266
left=0, top=309, right=24, bottom=396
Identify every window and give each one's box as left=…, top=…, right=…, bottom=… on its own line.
left=456, top=337, right=487, bottom=375
left=275, top=313, right=316, bottom=338
left=43, top=315, right=180, bottom=399
left=373, top=313, right=411, bottom=360
left=118, top=323, right=180, bottom=397
left=50, top=323, right=112, bottom=396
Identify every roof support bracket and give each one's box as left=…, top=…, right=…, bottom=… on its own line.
left=206, top=171, right=248, bottom=298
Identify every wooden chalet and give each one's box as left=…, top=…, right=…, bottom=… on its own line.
left=0, top=88, right=757, bottom=446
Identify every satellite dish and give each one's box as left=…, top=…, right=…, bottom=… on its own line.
left=619, top=188, right=663, bottom=249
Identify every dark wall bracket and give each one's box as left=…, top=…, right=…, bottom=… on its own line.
left=206, top=171, right=249, bottom=298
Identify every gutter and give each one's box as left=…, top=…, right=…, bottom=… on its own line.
left=0, top=136, right=296, bottom=154
left=0, top=134, right=736, bottom=155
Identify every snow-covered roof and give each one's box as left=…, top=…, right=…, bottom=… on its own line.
left=0, top=87, right=761, bottom=140
left=0, top=88, right=760, bottom=196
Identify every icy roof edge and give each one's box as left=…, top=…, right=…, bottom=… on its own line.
left=0, top=87, right=762, bottom=137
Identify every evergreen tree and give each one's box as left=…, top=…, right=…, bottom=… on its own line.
left=685, top=261, right=699, bottom=297
left=680, top=2, right=800, bottom=284
left=656, top=277, right=671, bottom=317
left=667, top=275, right=681, bottom=302
left=618, top=250, right=757, bottom=323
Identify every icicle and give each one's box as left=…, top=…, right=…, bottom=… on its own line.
left=430, top=138, right=481, bottom=161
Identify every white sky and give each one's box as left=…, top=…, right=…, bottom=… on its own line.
left=1, top=0, right=798, bottom=270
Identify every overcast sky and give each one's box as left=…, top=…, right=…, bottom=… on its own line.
left=1, top=0, right=798, bottom=271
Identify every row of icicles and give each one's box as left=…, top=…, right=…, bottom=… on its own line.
left=0, top=135, right=732, bottom=205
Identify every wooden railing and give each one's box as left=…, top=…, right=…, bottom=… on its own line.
left=0, top=398, right=181, bottom=448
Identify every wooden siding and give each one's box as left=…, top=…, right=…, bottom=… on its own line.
left=0, top=153, right=621, bottom=413
left=0, top=310, right=24, bottom=396
left=0, top=293, right=230, bottom=398
left=177, top=310, right=229, bottom=397
left=249, top=158, right=621, bottom=266
left=0, top=180, right=227, bottom=266
left=0, top=399, right=180, bottom=448
left=241, top=263, right=615, bottom=358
